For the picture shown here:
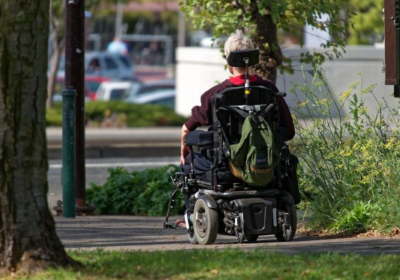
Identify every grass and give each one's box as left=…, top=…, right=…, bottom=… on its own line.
left=17, top=249, right=400, bottom=279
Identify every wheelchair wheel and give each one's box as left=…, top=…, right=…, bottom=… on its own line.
left=245, top=235, right=258, bottom=243
left=275, top=192, right=297, bottom=242
left=187, top=227, right=197, bottom=244
left=193, top=199, right=218, bottom=245
left=186, top=213, right=197, bottom=244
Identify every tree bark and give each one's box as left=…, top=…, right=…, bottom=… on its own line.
left=0, top=0, right=79, bottom=274
left=248, top=2, right=283, bottom=84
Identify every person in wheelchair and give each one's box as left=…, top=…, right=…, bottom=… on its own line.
left=175, top=30, right=295, bottom=230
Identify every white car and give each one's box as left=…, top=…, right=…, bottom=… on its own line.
left=128, top=89, right=175, bottom=109
left=95, top=81, right=133, bottom=101
left=124, top=79, right=176, bottom=109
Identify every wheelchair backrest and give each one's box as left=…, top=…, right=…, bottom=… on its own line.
left=211, top=86, right=278, bottom=144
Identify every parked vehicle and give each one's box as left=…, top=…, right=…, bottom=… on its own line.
left=128, top=89, right=175, bottom=109
left=95, top=79, right=176, bottom=108
left=52, top=77, right=90, bottom=103
left=57, top=51, right=134, bottom=81
left=86, top=52, right=134, bottom=80
left=123, top=79, right=176, bottom=109
left=85, top=76, right=110, bottom=100
left=95, top=81, right=133, bottom=101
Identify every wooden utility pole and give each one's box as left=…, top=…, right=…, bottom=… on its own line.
left=385, top=0, right=400, bottom=96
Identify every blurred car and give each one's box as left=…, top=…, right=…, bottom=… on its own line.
left=85, top=76, right=110, bottom=100
left=96, top=81, right=133, bottom=101
left=128, top=89, right=175, bottom=109
left=52, top=77, right=90, bottom=103
left=56, top=51, right=134, bottom=81
left=124, top=79, right=176, bottom=109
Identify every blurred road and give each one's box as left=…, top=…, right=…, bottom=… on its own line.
left=46, top=127, right=181, bottom=160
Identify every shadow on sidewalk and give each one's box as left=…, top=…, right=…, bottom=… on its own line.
left=55, top=215, right=400, bottom=254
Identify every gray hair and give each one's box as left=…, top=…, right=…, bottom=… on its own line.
left=224, top=30, right=255, bottom=60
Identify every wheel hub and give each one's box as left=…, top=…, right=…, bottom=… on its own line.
left=196, top=209, right=208, bottom=237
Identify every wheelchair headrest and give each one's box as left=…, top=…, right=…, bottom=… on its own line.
left=227, top=49, right=259, bottom=67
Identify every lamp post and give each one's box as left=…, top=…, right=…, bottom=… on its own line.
left=62, top=89, right=76, bottom=218
left=64, top=0, right=86, bottom=214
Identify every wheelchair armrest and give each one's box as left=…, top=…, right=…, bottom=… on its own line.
left=185, top=130, right=214, bottom=147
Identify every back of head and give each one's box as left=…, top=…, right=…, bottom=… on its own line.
left=224, top=30, right=255, bottom=61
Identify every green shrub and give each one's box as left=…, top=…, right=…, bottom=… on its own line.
left=85, top=101, right=186, bottom=127
left=291, top=72, right=400, bottom=233
left=86, top=165, right=185, bottom=216
left=46, top=103, right=63, bottom=126
left=46, top=101, right=187, bottom=127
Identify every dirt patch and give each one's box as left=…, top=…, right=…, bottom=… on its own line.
left=297, top=225, right=400, bottom=239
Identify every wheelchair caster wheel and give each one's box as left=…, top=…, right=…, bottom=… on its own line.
left=193, top=199, right=218, bottom=245
left=245, top=235, right=258, bottom=243
left=275, top=192, right=297, bottom=242
left=187, top=227, right=197, bottom=244
left=185, top=212, right=197, bottom=244
left=235, top=227, right=245, bottom=244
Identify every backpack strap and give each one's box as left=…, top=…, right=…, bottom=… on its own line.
left=219, top=105, right=249, bottom=119
left=257, top=103, right=274, bottom=119
left=221, top=104, right=274, bottom=123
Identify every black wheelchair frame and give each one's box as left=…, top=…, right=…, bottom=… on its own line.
left=163, top=49, right=298, bottom=245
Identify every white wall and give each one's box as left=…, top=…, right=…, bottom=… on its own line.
left=176, top=47, right=230, bottom=117
left=176, top=46, right=398, bottom=118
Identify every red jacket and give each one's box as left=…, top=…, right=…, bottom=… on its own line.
left=184, top=75, right=295, bottom=141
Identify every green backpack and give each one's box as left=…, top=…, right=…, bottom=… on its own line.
left=228, top=112, right=280, bottom=186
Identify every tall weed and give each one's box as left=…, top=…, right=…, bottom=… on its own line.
left=291, top=71, right=400, bottom=233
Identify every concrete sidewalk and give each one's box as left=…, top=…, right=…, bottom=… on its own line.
left=47, top=127, right=181, bottom=159
left=55, top=215, right=400, bottom=254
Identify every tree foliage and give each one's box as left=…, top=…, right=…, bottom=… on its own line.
left=347, top=0, right=384, bottom=45
left=181, top=0, right=351, bottom=81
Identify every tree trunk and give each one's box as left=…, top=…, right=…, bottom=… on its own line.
left=248, top=2, right=283, bottom=84
left=0, top=0, right=79, bottom=274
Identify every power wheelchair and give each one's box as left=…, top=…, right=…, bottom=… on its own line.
left=164, top=50, right=299, bottom=245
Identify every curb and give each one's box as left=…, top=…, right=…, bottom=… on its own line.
left=48, top=143, right=180, bottom=160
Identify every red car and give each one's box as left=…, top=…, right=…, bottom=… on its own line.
left=52, top=77, right=90, bottom=102
left=85, top=76, right=110, bottom=100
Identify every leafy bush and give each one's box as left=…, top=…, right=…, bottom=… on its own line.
left=86, top=165, right=185, bottom=216
left=46, top=103, right=63, bottom=126
left=291, top=72, right=400, bottom=233
left=46, top=101, right=187, bottom=127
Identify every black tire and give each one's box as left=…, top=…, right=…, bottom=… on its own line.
left=236, top=229, right=245, bottom=244
left=275, top=192, right=297, bottom=242
left=245, top=235, right=259, bottom=243
left=187, top=215, right=197, bottom=244
left=187, top=227, right=197, bottom=244
left=193, top=199, right=218, bottom=245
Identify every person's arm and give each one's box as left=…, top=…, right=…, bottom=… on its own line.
left=181, top=82, right=228, bottom=164
left=180, top=124, right=190, bottom=164
left=278, top=98, right=295, bottom=141
left=180, top=90, right=213, bottom=165
left=259, top=78, right=295, bottom=141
